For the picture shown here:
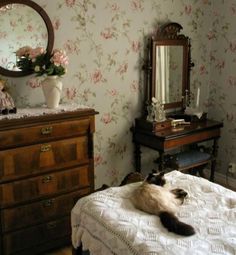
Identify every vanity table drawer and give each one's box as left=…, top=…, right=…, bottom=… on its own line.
left=0, top=165, right=90, bottom=207
left=0, top=118, right=91, bottom=149
left=0, top=136, right=89, bottom=182
left=2, top=188, right=90, bottom=232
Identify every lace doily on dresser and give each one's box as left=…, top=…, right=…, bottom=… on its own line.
left=0, top=103, right=90, bottom=121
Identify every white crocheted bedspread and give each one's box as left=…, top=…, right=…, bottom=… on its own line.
left=71, top=171, right=236, bottom=255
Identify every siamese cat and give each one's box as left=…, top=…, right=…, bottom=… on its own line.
left=131, top=171, right=195, bottom=236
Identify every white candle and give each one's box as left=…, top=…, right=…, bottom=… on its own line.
left=196, top=87, right=200, bottom=109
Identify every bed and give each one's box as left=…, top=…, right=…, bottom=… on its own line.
left=71, top=171, right=236, bottom=255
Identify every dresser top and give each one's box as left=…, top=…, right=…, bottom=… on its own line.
left=0, top=103, right=97, bottom=130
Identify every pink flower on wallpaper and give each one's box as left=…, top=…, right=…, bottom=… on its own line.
left=26, top=25, right=33, bottom=32
left=229, top=40, right=236, bottom=52
left=131, top=41, right=141, bottom=53
left=65, top=0, right=75, bottom=7
left=207, top=31, right=216, bottom=40
left=215, top=60, right=225, bottom=71
left=91, top=69, right=103, bottom=84
left=53, top=19, right=61, bottom=30
left=226, top=113, right=234, bottom=122
left=101, top=28, right=114, bottom=40
left=64, top=40, right=80, bottom=54
left=10, top=20, right=17, bottom=27
left=27, top=78, right=41, bottom=89
left=184, top=5, right=192, bottom=15
left=116, top=63, right=128, bottom=75
left=199, top=64, right=207, bottom=75
left=94, top=154, right=103, bottom=166
left=101, top=113, right=112, bottom=124
left=111, top=3, right=120, bottom=11
left=131, top=0, right=143, bottom=11
left=130, top=80, right=140, bottom=93
left=228, top=76, right=236, bottom=87
left=0, top=32, right=7, bottom=39
left=230, top=4, right=236, bottom=15
left=108, top=88, right=118, bottom=97
left=66, top=87, right=77, bottom=100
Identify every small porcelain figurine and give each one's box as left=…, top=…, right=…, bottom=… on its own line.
left=0, top=79, right=17, bottom=115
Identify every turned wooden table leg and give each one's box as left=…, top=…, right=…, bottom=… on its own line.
left=134, top=143, right=141, bottom=172
left=210, top=138, right=219, bottom=182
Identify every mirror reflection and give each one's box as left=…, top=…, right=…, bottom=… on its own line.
left=155, top=45, right=183, bottom=104
left=0, top=3, right=48, bottom=71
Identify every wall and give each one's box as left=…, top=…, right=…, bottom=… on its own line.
left=208, top=0, right=236, bottom=176
left=2, top=0, right=223, bottom=188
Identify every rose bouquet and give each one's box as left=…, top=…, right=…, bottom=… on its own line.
left=16, top=46, right=69, bottom=76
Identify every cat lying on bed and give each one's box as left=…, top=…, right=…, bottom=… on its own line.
left=131, top=171, right=195, bottom=236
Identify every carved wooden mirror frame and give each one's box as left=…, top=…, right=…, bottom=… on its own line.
left=144, top=22, right=193, bottom=113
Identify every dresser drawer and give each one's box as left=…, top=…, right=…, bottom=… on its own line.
left=0, top=118, right=91, bottom=150
left=0, top=136, right=89, bottom=182
left=2, top=188, right=90, bottom=232
left=3, top=216, right=70, bottom=255
left=0, top=165, right=90, bottom=207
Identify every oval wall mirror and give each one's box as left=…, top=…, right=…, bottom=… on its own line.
left=0, top=0, right=54, bottom=77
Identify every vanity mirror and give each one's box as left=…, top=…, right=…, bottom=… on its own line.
left=144, top=22, right=193, bottom=114
left=0, top=0, right=54, bottom=77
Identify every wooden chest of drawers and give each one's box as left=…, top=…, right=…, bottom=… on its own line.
left=0, top=107, right=97, bottom=255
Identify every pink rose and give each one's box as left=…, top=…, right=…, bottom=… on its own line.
left=108, top=89, right=118, bottom=96
left=101, top=28, right=113, bottom=39
left=229, top=40, right=236, bottom=52
left=117, top=63, right=128, bottom=75
left=94, top=154, right=103, bottom=166
left=131, top=41, right=141, bottom=53
left=65, top=0, right=75, bottom=7
left=111, top=3, right=119, bottom=11
left=101, top=113, right=112, bottom=124
left=130, top=80, right=140, bottom=93
left=91, top=69, right=103, bottom=84
left=16, top=46, right=32, bottom=57
left=131, top=0, right=142, bottom=11
left=66, top=87, right=76, bottom=100
left=199, top=64, right=207, bottom=75
left=29, top=47, right=46, bottom=60
left=27, top=78, right=41, bottom=88
left=184, top=5, right=192, bottom=15
left=51, top=49, right=69, bottom=66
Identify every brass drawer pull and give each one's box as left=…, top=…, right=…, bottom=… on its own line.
left=47, top=222, right=57, bottom=229
left=42, top=175, right=53, bottom=183
left=43, top=199, right=54, bottom=207
left=41, top=126, right=53, bottom=135
left=41, top=144, right=51, bottom=152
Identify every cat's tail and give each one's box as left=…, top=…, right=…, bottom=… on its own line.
left=159, top=211, right=195, bottom=236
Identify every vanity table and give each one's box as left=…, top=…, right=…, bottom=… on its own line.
left=132, top=118, right=223, bottom=181
left=134, top=22, right=223, bottom=181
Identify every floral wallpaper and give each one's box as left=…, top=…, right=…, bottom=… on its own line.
left=1, top=0, right=235, bottom=187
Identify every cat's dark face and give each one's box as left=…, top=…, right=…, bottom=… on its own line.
left=145, top=171, right=166, bottom=186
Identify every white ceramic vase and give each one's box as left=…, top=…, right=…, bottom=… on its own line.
left=41, top=76, right=62, bottom=109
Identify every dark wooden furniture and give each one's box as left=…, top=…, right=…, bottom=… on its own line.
left=0, top=108, right=96, bottom=255
left=132, top=118, right=223, bottom=182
